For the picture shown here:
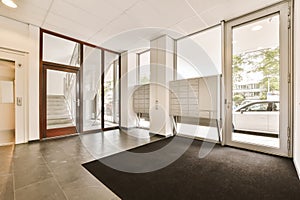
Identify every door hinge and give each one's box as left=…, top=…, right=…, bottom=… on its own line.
left=287, top=126, right=291, bottom=138
left=288, top=73, right=291, bottom=83
left=288, top=6, right=291, bottom=29
left=287, top=127, right=291, bottom=152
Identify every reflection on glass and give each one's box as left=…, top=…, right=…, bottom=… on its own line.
left=139, top=51, right=150, bottom=84
left=83, top=46, right=102, bottom=131
left=231, top=14, right=280, bottom=148
left=43, top=33, right=80, bottom=67
left=104, top=52, right=119, bottom=128
left=47, top=70, right=76, bottom=129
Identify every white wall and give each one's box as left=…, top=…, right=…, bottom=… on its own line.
left=294, top=0, right=300, bottom=179
left=0, top=16, right=40, bottom=141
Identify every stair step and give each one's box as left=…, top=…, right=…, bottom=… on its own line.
left=47, top=95, right=65, bottom=99
left=47, top=123, right=75, bottom=129
left=47, top=114, right=72, bottom=120
left=47, top=101, right=67, bottom=105
left=47, top=105, right=68, bottom=109
left=47, top=118, right=74, bottom=125
left=47, top=109, right=69, bottom=114
left=47, top=100, right=66, bottom=104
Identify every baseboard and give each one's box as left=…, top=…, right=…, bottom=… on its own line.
left=294, top=158, right=300, bottom=180
left=28, top=139, right=40, bottom=143
left=0, top=142, right=14, bottom=146
left=149, top=131, right=173, bottom=138
left=176, top=133, right=220, bottom=144
left=120, top=126, right=136, bottom=131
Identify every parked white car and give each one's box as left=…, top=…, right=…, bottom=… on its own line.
left=232, top=100, right=279, bottom=135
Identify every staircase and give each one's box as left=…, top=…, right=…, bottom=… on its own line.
left=47, top=95, right=75, bottom=129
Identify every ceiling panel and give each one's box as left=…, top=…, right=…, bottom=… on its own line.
left=0, top=0, right=50, bottom=26
left=43, top=12, right=97, bottom=41
left=88, top=13, right=142, bottom=45
left=62, top=0, right=124, bottom=22
left=173, top=16, right=207, bottom=35
left=185, top=0, right=226, bottom=15
left=17, top=0, right=53, bottom=10
left=105, top=0, right=140, bottom=11
left=49, top=0, right=106, bottom=30
left=125, top=1, right=169, bottom=28
left=144, top=0, right=195, bottom=26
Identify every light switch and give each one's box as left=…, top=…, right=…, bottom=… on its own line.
left=16, top=97, right=22, bottom=106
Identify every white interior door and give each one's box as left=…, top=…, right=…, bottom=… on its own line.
left=0, top=48, right=28, bottom=144
left=224, top=2, right=291, bottom=157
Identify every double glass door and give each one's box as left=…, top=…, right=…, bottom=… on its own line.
left=224, top=3, right=291, bottom=157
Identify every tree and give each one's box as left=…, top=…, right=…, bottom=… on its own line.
left=253, top=48, right=279, bottom=99
left=232, top=55, right=244, bottom=83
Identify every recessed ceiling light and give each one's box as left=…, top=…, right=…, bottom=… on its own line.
left=2, top=0, right=18, bottom=8
left=251, top=25, right=263, bottom=31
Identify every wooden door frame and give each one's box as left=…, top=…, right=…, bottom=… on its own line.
left=40, top=61, right=80, bottom=139
left=40, top=29, right=122, bottom=138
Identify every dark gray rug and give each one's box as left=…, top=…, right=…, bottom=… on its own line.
left=83, top=136, right=300, bottom=200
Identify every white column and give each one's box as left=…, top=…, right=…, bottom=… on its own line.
left=149, top=35, right=174, bottom=137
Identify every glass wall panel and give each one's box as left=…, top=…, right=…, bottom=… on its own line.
left=175, top=26, right=222, bottom=141
left=177, top=26, right=221, bottom=80
left=43, top=33, right=80, bottom=67
left=82, top=46, right=102, bottom=131
left=104, top=51, right=119, bottom=128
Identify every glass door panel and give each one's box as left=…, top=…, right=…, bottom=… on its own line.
left=46, top=69, right=78, bottom=137
left=231, top=14, right=280, bottom=148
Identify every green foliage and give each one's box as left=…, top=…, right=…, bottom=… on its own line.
left=233, top=94, right=245, bottom=106
left=140, top=76, right=150, bottom=84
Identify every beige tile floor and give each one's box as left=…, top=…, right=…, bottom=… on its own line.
left=0, top=129, right=162, bottom=200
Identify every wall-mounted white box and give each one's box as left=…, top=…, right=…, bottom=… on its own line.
left=0, top=81, right=14, bottom=104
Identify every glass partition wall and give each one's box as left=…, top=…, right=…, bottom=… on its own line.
left=40, top=29, right=120, bottom=138
left=82, top=46, right=102, bottom=131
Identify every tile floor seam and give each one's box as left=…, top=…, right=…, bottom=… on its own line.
left=40, top=153, right=70, bottom=200
left=13, top=177, right=54, bottom=192
left=12, top=152, right=16, bottom=200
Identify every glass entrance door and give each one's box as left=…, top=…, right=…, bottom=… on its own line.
left=225, top=3, right=290, bottom=156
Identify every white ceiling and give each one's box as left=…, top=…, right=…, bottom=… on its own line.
left=0, top=0, right=281, bottom=52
